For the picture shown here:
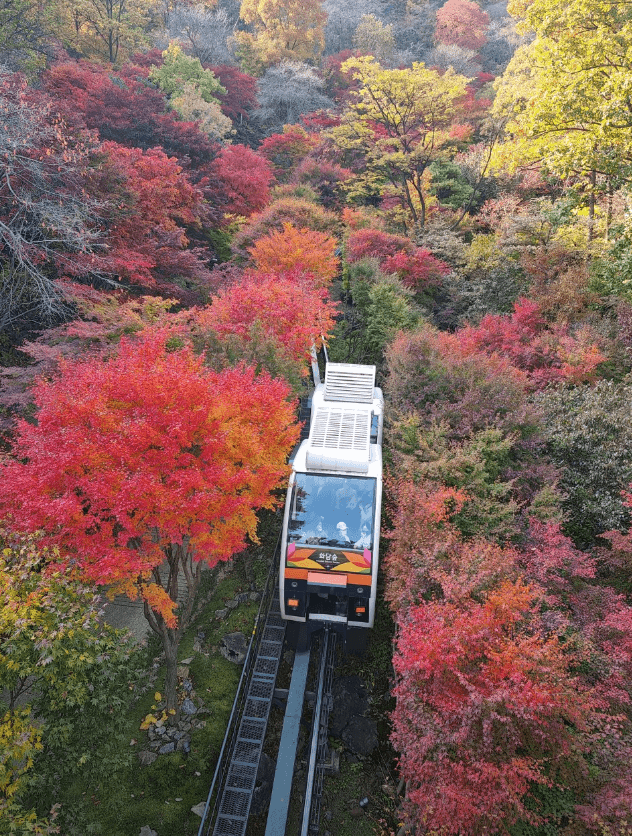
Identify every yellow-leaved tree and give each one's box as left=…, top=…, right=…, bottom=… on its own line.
left=47, top=0, right=153, bottom=63
left=235, top=0, right=327, bottom=75
left=493, top=0, right=632, bottom=181
left=330, top=56, right=469, bottom=228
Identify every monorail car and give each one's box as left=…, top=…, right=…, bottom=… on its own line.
left=280, top=362, right=383, bottom=641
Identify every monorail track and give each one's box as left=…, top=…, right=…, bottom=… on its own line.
left=197, top=549, right=338, bottom=836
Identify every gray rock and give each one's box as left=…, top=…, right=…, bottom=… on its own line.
left=139, top=827, right=157, bottom=836
left=226, top=599, right=239, bottom=610
left=249, top=591, right=261, bottom=602
left=191, top=802, right=207, bottom=818
left=220, top=632, right=248, bottom=665
left=176, top=738, right=191, bottom=754
left=159, top=741, right=176, bottom=755
left=250, top=753, right=276, bottom=815
left=237, top=592, right=250, bottom=604
left=154, top=724, right=167, bottom=736
left=192, top=639, right=202, bottom=652
left=138, top=750, right=158, bottom=766
left=181, top=698, right=197, bottom=715
left=330, top=676, right=369, bottom=737
left=215, top=608, right=229, bottom=620
left=180, top=657, right=194, bottom=665
left=341, top=716, right=378, bottom=757
left=172, top=730, right=185, bottom=741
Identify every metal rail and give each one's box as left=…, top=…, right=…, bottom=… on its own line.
left=197, top=543, right=285, bottom=836
left=264, top=623, right=312, bottom=836
left=197, top=543, right=340, bottom=836
left=302, top=628, right=337, bottom=836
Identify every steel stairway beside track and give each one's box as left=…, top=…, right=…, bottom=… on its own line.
left=212, top=594, right=285, bottom=836
left=197, top=561, right=286, bottom=836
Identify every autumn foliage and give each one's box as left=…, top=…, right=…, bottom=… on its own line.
left=384, top=308, right=632, bottom=832
left=385, top=323, right=531, bottom=440
left=346, top=227, right=449, bottom=290
left=195, top=270, right=338, bottom=366
left=207, top=65, right=258, bottom=121
left=393, top=579, right=588, bottom=834
left=247, top=222, right=339, bottom=286
left=458, top=298, right=605, bottom=387
left=386, top=472, right=632, bottom=833
left=207, top=144, right=274, bottom=219
left=0, top=329, right=297, bottom=586
left=259, top=124, right=319, bottom=182
left=90, top=141, right=212, bottom=298
left=0, top=330, right=299, bottom=708
left=43, top=60, right=217, bottom=167
left=435, top=0, right=490, bottom=50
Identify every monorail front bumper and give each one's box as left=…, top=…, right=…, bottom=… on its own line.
left=282, top=544, right=375, bottom=627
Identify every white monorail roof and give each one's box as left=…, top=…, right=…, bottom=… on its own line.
left=305, top=405, right=372, bottom=473
left=324, top=363, right=376, bottom=404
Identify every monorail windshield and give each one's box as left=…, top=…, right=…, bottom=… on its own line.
left=287, top=473, right=376, bottom=551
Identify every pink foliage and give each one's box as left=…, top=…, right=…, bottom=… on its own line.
left=459, top=298, right=605, bottom=388
left=520, top=519, right=597, bottom=607
left=346, top=227, right=413, bottom=262
left=346, top=228, right=449, bottom=290
left=435, top=0, right=490, bottom=50
left=381, top=248, right=450, bottom=290
left=385, top=324, right=530, bottom=440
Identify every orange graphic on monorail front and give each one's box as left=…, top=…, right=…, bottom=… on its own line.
left=286, top=543, right=371, bottom=574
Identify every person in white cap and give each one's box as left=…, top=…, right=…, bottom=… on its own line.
left=336, top=521, right=352, bottom=543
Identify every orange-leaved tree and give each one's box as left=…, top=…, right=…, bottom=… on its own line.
left=0, top=328, right=299, bottom=711
left=247, top=222, right=339, bottom=286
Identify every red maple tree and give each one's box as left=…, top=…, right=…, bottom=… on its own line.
left=206, top=144, right=274, bottom=220
left=259, top=125, right=319, bottom=182
left=86, top=141, right=214, bottom=300
left=195, top=269, right=338, bottom=369
left=392, top=579, right=591, bottom=834
left=0, top=329, right=299, bottom=710
left=207, top=64, right=258, bottom=121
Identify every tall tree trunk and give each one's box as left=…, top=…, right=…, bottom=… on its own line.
left=605, top=177, right=613, bottom=242
left=163, top=629, right=180, bottom=713
left=141, top=543, right=203, bottom=714
left=587, top=169, right=596, bottom=243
